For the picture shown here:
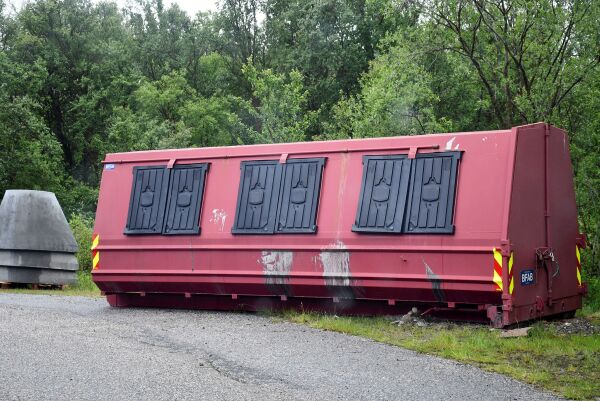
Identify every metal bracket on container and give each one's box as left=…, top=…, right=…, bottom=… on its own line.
left=499, top=240, right=512, bottom=256
left=486, top=305, right=503, bottom=328
left=408, top=147, right=418, bottom=159
left=536, top=247, right=556, bottom=306
left=501, top=295, right=513, bottom=311
left=576, top=233, right=587, bottom=248
left=279, top=153, right=289, bottom=164
left=167, top=158, right=177, bottom=169
left=407, top=145, right=442, bottom=159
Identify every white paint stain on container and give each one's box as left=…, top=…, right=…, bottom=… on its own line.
left=210, top=209, right=227, bottom=231
left=445, top=137, right=456, bottom=150
left=319, top=241, right=351, bottom=286
left=259, top=251, right=293, bottom=286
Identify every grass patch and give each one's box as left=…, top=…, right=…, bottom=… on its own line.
left=280, top=311, right=600, bottom=400
left=0, top=270, right=101, bottom=297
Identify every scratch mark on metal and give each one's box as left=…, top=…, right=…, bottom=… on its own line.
left=423, top=258, right=446, bottom=303
left=445, top=137, right=456, bottom=150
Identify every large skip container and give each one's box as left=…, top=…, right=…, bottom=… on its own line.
left=92, top=123, right=586, bottom=327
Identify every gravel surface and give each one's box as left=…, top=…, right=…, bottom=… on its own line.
left=545, top=317, right=600, bottom=336
left=0, top=294, right=563, bottom=401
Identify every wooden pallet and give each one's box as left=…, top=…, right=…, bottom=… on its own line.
left=0, top=282, right=67, bottom=290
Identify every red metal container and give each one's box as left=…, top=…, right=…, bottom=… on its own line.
left=92, top=123, right=585, bottom=327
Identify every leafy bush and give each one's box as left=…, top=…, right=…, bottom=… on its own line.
left=583, top=276, right=600, bottom=314
left=57, top=179, right=99, bottom=219
left=69, top=214, right=94, bottom=271
left=72, top=269, right=99, bottom=293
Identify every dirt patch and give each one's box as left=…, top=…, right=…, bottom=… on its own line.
left=390, top=308, right=430, bottom=327
left=388, top=308, right=480, bottom=329
left=544, top=317, right=600, bottom=336
left=388, top=308, right=600, bottom=336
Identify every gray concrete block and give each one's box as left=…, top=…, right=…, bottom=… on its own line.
left=0, top=266, right=77, bottom=285
left=0, top=190, right=78, bottom=253
left=0, top=250, right=78, bottom=271
left=0, top=190, right=79, bottom=285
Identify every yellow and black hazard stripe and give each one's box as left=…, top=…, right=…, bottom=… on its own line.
left=91, top=234, right=100, bottom=270
left=493, top=248, right=503, bottom=292
left=493, top=248, right=514, bottom=294
left=576, top=245, right=582, bottom=286
left=508, top=252, right=514, bottom=295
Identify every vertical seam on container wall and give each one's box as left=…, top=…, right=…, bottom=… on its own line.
left=501, top=127, right=519, bottom=243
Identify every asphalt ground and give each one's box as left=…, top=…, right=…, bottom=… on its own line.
left=0, top=294, right=563, bottom=401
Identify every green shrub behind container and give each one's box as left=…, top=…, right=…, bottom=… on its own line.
left=69, top=214, right=94, bottom=271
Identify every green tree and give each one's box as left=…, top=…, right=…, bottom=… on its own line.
left=196, top=52, right=236, bottom=97
left=426, top=0, right=600, bottom=128
left=0, top=52, right=63, bottom=197
left=217, top=0, right=263, bottom=65
left=263, top=0, right=414, bottom=135
left=125, top=0, right=191, bottom=80
left=321, top=32, right=451, bottom=139
left=243, top=62, right=313, bottom=143
left=181, top=96, right=250, bottom=146
left=10, top=0, right=138, bottom=187
left=107, top=70, right=247, bottom=151
left=563, top=75, right=600, bottom=276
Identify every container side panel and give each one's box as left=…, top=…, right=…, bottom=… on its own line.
left=507, top=124, right=582, bottom=320
left=546, top=126, right=579, bottom=301
left=93, top=129, right=517, bottom=321
left=93, top=249, right=500, bottom=305
left=507, top=126, right=546, bottom=309
left=448, top=134, right=509, bottom=243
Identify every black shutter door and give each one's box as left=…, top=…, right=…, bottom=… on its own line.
left=163, top=164, right=209, bottom=235
left=232, top=161, right=282, bottom=234
left=404, top=152, right=461, bottom=234
left=125, top=166, right=169, bottom=234
left=276, top=158, right=325, bottom=233
left=352, top=155, right=411, bottom=233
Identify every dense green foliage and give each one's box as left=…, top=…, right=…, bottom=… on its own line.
left=0, top=0, right=598, bottom=277
left=69, top=213, right=94, bottom=271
